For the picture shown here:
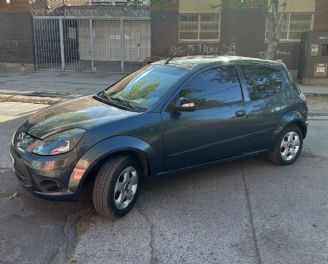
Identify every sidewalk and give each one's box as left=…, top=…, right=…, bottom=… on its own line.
left=0, top=70, right=327, bottom=99
left=0, top=70, right=124, bottom=96
left=300, top=85, right=328, bottom=95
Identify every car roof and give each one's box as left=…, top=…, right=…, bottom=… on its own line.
left=154, top=56, right=284, bottom=70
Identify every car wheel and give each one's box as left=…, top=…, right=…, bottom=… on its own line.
left=269, top=125, right=303, bottom=166
left=93, top=155, right=141, bottom=218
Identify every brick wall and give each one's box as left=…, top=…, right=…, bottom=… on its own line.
left=151, top=0, right=178, bottom=58
left=0, top=0, right=30, bottom=11
left=0, top=0, right=34, bottom=65
left=150, top=1, right=301, bottom=69
left=220, top=8, right=266, bottom=58
left=314, top=0, right=328, bottom=32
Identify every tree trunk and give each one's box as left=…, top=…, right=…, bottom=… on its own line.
left=265, top=38, right=279, bottom=60
left=265, top=0, right=286, bottom=60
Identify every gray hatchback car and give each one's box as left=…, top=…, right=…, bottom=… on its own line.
left=11, top=56, right=308, bottom=218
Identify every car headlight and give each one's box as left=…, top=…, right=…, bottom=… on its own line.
left=32, top=128, right=85, bottom=156
left=15, top=133, right=35, bottom=153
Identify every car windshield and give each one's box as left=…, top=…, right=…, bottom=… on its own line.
left=102, top=64, right=188, bottom=111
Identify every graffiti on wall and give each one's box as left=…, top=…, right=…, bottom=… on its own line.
left=170, top=41, right=237, bottom=57
left=277, top=50, right=291, bottom=56
left=258, top=50, right=292, bottom=59
left=169, top=41, right=292, bottom=61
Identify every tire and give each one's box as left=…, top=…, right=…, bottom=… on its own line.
left=93, top=155, right=141, bottom=218
left=269, top=125, right=303, bottom=166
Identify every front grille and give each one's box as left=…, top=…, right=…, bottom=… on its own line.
left=12, top=148, right=32, bottom=187
left=15, top=166, right=32, bottom=186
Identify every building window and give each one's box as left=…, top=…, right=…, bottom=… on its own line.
left=179, top=13, right=220, bottom=41
left=265, top=13, right=314, bottom=41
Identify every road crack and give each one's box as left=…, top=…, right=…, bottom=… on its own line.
left=137, top=204, right=156, bottom=264
left=241, top=161, right=263, bottom=264
left=49, top=207, right=93, bottom=264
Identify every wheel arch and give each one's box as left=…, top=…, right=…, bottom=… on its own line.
left=288, top=120, right=307, bottom=139
left=69, top=136, right=157, bottom=198
left=83, top=149, right=150, bottom=182
left=274, top=111, right=308, bottom=141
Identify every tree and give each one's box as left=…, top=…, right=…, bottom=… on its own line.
left=126, top=0, right=164, bottom=7
left=265, top=0, right=287, bottom=59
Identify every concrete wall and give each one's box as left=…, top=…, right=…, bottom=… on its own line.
left=279, top=0, right=315, bottom=12
left=0, top=0, right=34, bottom=70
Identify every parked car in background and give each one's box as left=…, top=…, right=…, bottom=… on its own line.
left=10, top=56, right=308, bottom=218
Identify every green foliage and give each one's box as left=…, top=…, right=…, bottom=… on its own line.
left=126, top=0, right=164, bottom=8
left=117, top=78, right=161, bottom=101
left=208, top=0, right=285, bottom=16
left=209, top=0, right=248, bottom=12
left=179, top=87, right=224, bottom=108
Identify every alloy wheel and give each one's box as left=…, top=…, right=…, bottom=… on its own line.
left=113, top=166, right=138, bottom=210
left=280, top=131, right=300, bottom=161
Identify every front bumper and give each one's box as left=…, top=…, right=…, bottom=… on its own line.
left=10, top=145, right=79, bottom=201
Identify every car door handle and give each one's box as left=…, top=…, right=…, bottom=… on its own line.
left=235, top=110, right=247, bottom=117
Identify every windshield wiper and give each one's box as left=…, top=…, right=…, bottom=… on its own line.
left=95, top=92, right=143, bottom=112
left=94, top=91, right=115, bottom=104
left=110, top=96, right=140, bottom=111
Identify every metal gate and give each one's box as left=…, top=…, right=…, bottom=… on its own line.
left=33, top=16, right=151, bottom=73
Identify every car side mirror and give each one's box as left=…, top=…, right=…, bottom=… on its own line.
left=173, top=97, right=195, bottom=112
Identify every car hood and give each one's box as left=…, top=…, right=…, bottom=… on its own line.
left=24, top=96, right=139, bottom=139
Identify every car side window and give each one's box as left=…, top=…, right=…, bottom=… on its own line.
left=178, top=65, right=243, bottom=109
left=240, top=65, right=283, bottom=101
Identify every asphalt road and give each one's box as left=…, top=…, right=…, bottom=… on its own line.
left=1, top=102, right=328, bottom=264
left=0, top=102, right=93, bottom=264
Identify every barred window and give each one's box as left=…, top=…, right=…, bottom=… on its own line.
left=179, top=13, right=220, bottom=41
left=266, top=13, right=314, bottom=41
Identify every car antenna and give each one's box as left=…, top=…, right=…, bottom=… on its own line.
left=165, top=57, right=174, bottom=64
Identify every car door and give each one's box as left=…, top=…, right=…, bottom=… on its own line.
left=237, top=63, right=286, bottom=151
left=161, top=65, right=255, bottom=171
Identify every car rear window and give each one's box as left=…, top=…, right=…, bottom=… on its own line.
left=240, top=65, right=283, bottom=100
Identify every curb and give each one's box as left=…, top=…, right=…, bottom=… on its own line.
left=304, top=93, right=328, bottom=97
left=308, top=112, right=328, bottom=117
left=0, top=94, right=63, bottom=105
left=0, top=90, right=81, bottom=105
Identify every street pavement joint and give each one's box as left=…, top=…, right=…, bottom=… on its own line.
left=241, top=161, right=263, bottom=264
left=137, top=204, right=156, bottom=264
